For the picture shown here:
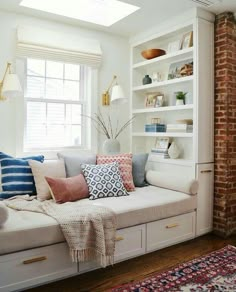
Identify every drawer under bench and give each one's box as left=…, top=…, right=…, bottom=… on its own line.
left=147, top=212, right=196, bottom=252
left=0, top=243, right=77, bottom=292
left=0, top=211, right=196, bottom=291
left=79, top=224, right=146, bottom=273
left=79, top=211, right=196, bottom=273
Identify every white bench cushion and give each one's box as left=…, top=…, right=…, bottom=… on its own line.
left=0, top=209, right=64, bottom=255
left=96, top=186, right=197, bottom=229
left=0, top=186, right=197, bottom=255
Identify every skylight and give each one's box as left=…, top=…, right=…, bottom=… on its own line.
left=20, top=0, right=140, bottom=27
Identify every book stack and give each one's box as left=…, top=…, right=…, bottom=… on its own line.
left=166, top=124, right=193, bottom=133
left=145, top=124, right=166, bottom=132
left=150, top=148, right=169, bottom=158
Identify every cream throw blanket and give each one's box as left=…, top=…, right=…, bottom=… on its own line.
left=5, top=196, right=117, bottom=267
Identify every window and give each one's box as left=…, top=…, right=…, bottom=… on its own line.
left=24, top=58, right=91, bottom=151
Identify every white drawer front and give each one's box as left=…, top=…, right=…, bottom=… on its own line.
left=115, top=224, right=146, bottom=262
left=79, top=260, right=99, bottom=274
left=147, top=212, right=196, bottom=252
left=0, top=243, right=77, bottom=292
left=79, top=224, right=146, bottom=272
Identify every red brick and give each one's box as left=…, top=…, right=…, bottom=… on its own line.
left=214, top=12, right=236, bottom=237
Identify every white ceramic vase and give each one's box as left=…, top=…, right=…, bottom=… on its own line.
left=102, top=139, right=120, bottom=155
left=168, top=141, right=180, bottom=159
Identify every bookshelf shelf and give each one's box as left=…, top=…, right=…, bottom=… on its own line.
left=148, top=155, right=194, bottom=166
left=132, top=104, right=193, bottom=114
left=132, top=132, right=193, bottom=138
left=133, top=47, right=193, bottom=69
left=133, top=75, right=193, bottom=92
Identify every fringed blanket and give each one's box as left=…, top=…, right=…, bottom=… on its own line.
left=5, top=196, right=117, bottom=267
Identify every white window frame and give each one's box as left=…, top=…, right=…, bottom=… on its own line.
left=15, top=58, right=98, bottom=159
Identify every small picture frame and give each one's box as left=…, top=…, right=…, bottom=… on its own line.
left=151, top=117, right=161, bottom=124
left=152, top=72, right=162, bottom=82
left=167, top=40, right=181, bottom=53
left=155, top=94, right=164, bottom=107
left=155, top=137, right=170, bottom=150
left=181, top=31, right=193, bottom=49
left=145, top=92, right=159, bottom=107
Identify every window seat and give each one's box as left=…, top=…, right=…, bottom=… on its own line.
left=0, top=185, right=196, bottom=256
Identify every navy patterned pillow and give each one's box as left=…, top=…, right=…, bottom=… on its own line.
left=0, top=152, right=44, bottom=199
left=81, top=162, right=128, bottom=200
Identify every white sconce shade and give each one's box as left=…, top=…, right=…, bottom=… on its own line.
left=2, top=73, right=22, bottom=98
left=0, top=63, right=22, bottom=100
left=110, top=84, right=127, bottom=105
left=102, top=75, right=128, bottom=106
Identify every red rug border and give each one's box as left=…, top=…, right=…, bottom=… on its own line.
left=111, top=244, right=236, bottom=291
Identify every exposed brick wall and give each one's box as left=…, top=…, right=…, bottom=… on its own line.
left=214, top=12, right=236, bottom=237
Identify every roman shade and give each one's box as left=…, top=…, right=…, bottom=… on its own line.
left=16, top=26, right=102, bottom=68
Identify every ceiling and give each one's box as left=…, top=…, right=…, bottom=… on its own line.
left=0, top=0, right=235, bottom=37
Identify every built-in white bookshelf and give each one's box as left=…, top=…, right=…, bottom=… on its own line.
left=131, top=23, right=195, bottom=161
left=130, top=8, right=215, bottom=236
left=130, top=15, right=214, bottom=163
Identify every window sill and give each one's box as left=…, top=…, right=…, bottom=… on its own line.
left=19, top=147, right=95, bottom=160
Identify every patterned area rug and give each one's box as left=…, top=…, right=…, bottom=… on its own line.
left=112, top=245, right=236, bottom=292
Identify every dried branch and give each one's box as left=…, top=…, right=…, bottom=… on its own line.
left=97, top=109, right=111, bottom=138
left=94, top=113, right=110, bottom=139
left=115, top=116, right=135, bottom=139
left=114, top=119, right=119, bottom=139
left=108, top=115, right=113, bottom=139
left=83, top=114, right=110, bottom=138
left=83, top=112, right=134, bottom=140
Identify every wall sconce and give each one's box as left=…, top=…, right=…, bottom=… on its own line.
left=0, top=62, right=22, bottom=101
left=102, top=75, right=127, bottom=106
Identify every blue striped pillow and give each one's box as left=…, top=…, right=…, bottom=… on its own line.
left=0, top=152, right=44, bottom=199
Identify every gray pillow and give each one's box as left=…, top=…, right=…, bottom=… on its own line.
left=57, top=151, right=96, bottom=177
left=132, top=153, right=148, bottom=187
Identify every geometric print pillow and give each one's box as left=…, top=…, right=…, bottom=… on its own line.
left=81, top=162, right=128, bottom=200
left=96, top=153, right=135, bottom=192
left=0, top=152, right=44, bottom=199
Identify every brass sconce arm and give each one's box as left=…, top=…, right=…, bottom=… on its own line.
left=102, top=75, right=117, bottom=106
left=0, top=63, right=11, bottom=101
left=0, top=62, right=22, bottom=101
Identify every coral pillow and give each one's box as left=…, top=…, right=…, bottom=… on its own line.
left=45, top=174, right=89, bottom=204
left=96, top=153, right=135, bottom=192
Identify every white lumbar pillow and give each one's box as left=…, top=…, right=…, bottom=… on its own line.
left=146, top=170, right=199, bottom=195
left=29, top=159, right=66, bottom=201
left=0, top=202, right=9, bottom=226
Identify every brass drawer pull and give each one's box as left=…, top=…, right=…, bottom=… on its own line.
left=200, top=170, right=212, bottom=173
left=166, top=223, right=179, bottom=229
left=23, top=256, right=47, bottom=265
left=115, top=236, right=124, bottom=241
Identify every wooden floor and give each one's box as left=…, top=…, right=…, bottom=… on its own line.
left=28, top=233, right=236, bottom=292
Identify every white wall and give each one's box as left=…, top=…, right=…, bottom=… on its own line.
left=0, top=10, right=130, bottom=156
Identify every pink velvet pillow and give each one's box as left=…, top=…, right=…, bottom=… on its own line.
left=45, top=174, right=89, bottom=204
left=96, top=153, right=135, bottom=192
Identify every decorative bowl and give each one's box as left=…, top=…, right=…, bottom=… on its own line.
left=141, top=49, right=166, bottom=60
